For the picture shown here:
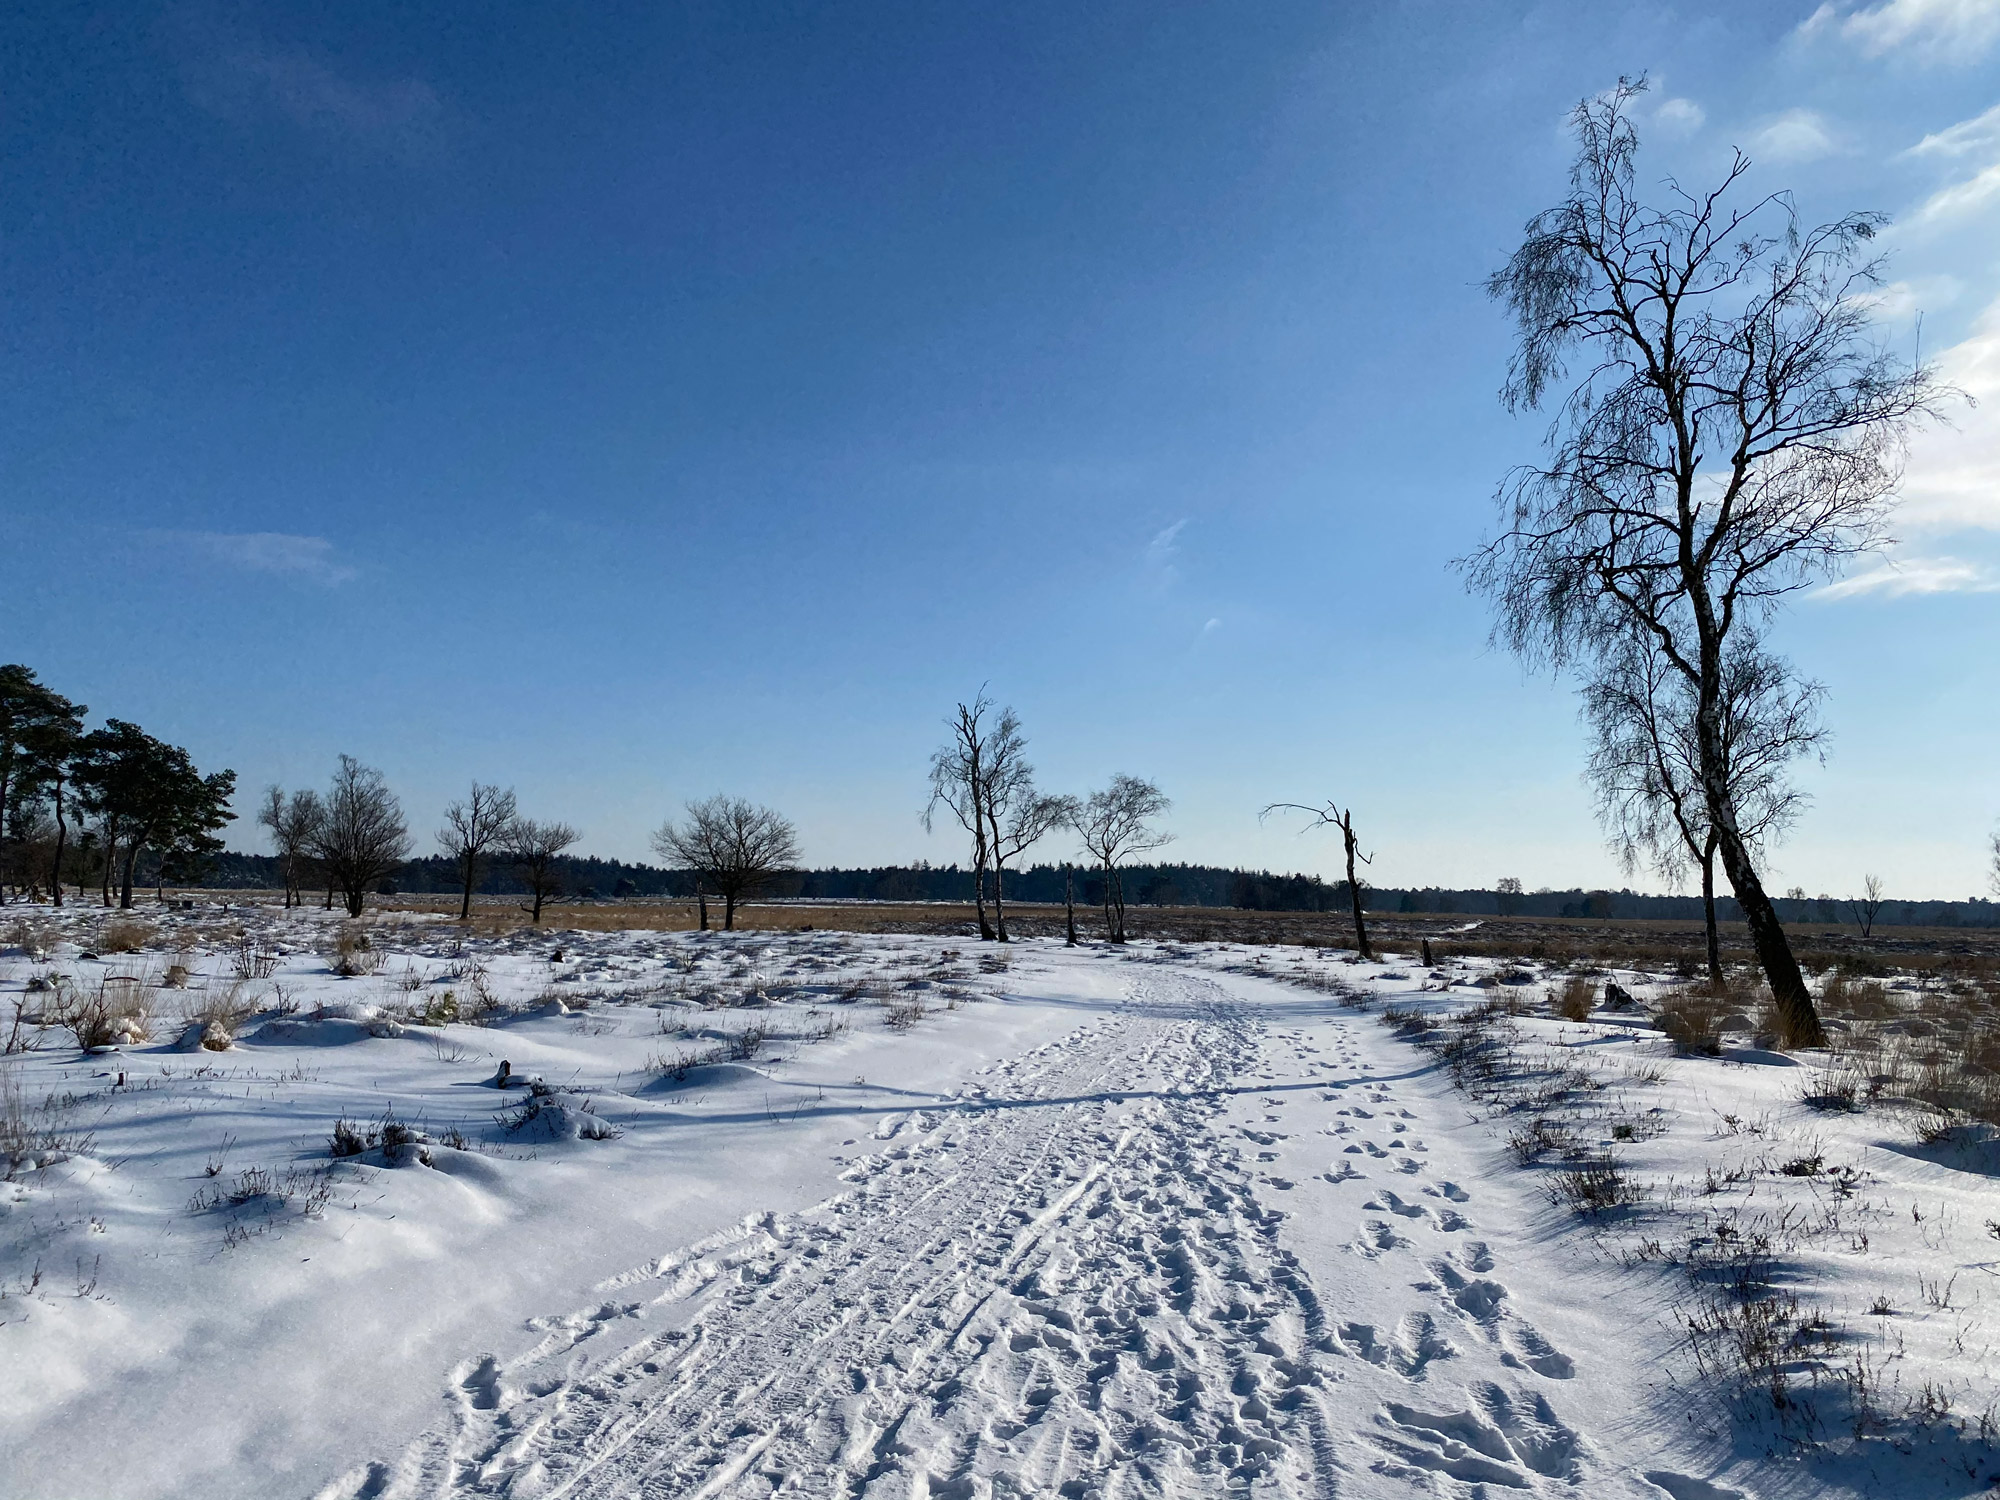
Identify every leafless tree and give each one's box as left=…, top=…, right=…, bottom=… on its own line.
left=307, top=755, right=411, bottom=919
left=970, top=702, right=1073, bottom=942
left=1463, top=79, right=1949, bottom=1047
left=436, top=783, right=519, bottom=921
left=1263, top=800, right=1374, bottom=959
left=1851, top=874, right=1886, bottom=939
left=1495, top=876, right=1524, bottom=917
left=925, top=693, right=998, bottom=940
left=506, top=818, right=578, bottom=924
left=1583, top=625, right=1824, bottom=983
left=1074, top=775, right=1171, bottom=943
left=257, top=785, right=324, bottom=909
left=652, top=795, right=799, bottom=932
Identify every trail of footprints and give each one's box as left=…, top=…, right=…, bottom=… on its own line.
left=1256, top=1022, right=1587, bottom=1493
left=328, top=977, right=1606, bottom=1500
left=335, top=976, right=1350, bottom=1499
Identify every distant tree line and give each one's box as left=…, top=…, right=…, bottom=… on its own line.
left=146, top=846, right=1999, bottom=932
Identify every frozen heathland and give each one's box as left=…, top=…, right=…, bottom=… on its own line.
left=2, top=904, right=1996, bottom=1498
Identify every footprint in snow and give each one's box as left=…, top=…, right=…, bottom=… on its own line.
left=1373, top=1382, right=1580, bottom=1484
left=1354, top=1220, right=1409, bottom=1256
left=1364, top=1190, right=1428, bottom=1219
left=1501, top=1321, right=1576, bottom=1379
left=1644, top=1472, right=1748, bottom=1500
left=1431, top=1259, right=1508, bottom=1326
left=1388, top=1311, right=1456, bottom=1379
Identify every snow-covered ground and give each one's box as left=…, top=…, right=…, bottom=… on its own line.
left=2, top=904, right=1995, bottom=1498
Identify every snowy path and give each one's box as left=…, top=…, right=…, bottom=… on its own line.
left=328, top=966, right=1640, bottom=1500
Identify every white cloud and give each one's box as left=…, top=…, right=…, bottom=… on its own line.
left=1913, top=159, right=2000, bottom=223
left=1898, top=292, right=2000, bottom=533
left=1800, top=0, right=2000, bottom=60
left=1652, top=97, right=1706, bottom=138
left=1751, top=108, right=1837, bottom=164
left=165, top=531, right=359, bottom=585
left=1817, top=554, right=2000, bottom=597
left=1906, top=100, right=2000, bottom=157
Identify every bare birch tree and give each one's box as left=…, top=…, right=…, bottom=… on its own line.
left=437, top=783, right=519, bottom=921
left=972, top=703, right=1072, bottom=942
left=925, top=693, right=997, bottom=940
left=1074, top=775, right=1171, bottom=943
left=258, top=786, right=324, bottom=909
left=652, top=795, right=799, bottom=932
left=1850, top=874, right=1886, bottom=939
left=1583, top=626, right=1824, bottom=983
left=1464, top=79, right=1949, bottom=1047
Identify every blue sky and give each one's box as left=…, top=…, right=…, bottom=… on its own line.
left=6, top=0, right=1999, bottom=897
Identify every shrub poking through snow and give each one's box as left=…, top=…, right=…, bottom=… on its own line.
left=499, top=1082, right=620, bottom=1142
left=1547, top=1155, right=1644, bottom=1215
left=188, top=1163, right=335, bottom=1218
left=329, top=1112, right=433, bottom=1164
left=63, top=986, right=151, bottom=1051
left=1553, top=976, right=1596, bottom=1023
left=328, top=926, right=383, bottom=978
left=97, top=917, right=154, bottom=954
left=329, top=1117, right=374, bottom=1157
left=1656, top=991, right=1726, bottom=1056
left=1, top=1072, right=96, bottom=1177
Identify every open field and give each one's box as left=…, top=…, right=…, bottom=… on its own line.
left=5, top=896, right=1999, bottom=1497
left=156, top=888, right=2000, bottom=970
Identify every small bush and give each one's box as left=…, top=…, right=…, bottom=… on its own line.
left=327, top=927, right=383, bottom=978
left=2, top=1072, right=96, bottom=1177
left=1547, top=1156, right=1643, bottom=1215
left=1553, top=977, right=1597, bottom=1022
left=5, top=919, right=56, bottom=960
left=1799, top=1064, right=1862, bottom=1113
left=1508, top=1117, right=1580, bottom=1164
left=329, top=1118, right=376, bottom=1157
left=646, top=1044, right=724, bottom=1081
left=1656, top=992, right=1727, bottom=1056
left=98, top=917, right=155, bottom=953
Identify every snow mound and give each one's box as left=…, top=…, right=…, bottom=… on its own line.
left=499, top=1085, right=620, bottom=1143
left=247, top=1007, right=403, bottom=1045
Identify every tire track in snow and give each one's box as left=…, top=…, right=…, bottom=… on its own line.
left=324, top=972, right=1347, bottom=1500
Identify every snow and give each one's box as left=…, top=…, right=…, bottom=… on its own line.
left=1, top=904, right=1996, bottom=1497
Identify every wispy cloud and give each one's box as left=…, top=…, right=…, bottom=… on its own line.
left=1818, top=554, right=2000, bottom=598
left=1907, top=100, right=2000, bottom=157
left=157, top=531, right=359, bottom=585
left=1799, top=0, right=2000, bottom=61
left=1651, top=97, right=1706, bottom=139
left=1913, top=160, right=2000, bottom=224
left=179, top=20, right=453, bottom=165
left=1143, top=519, right=1189, bottom=589
left=1750, top=108, right=1838, bottom=164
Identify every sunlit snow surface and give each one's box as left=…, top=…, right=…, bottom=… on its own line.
left=1, top=904, right=1995, bottom=1498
